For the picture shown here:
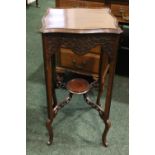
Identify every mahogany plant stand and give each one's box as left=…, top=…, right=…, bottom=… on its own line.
left=40, top=8, right=122, bottom=147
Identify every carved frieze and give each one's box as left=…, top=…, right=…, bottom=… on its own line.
left=46, top=34, right=117, bottom=61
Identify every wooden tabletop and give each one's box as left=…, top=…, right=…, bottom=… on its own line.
left=40, top=8, right=122, bottom=34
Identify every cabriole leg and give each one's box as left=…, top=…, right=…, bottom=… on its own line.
left=102, top=119, right=111, bottom=147
left=46, top=119, right=53, bottom=145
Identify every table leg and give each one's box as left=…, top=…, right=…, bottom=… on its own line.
left=102, top=119, right=111, bottom=147
left=96, top=68, right=108, bottom=106
left=96, top=51, right=109, bottom=106
left=42, top=35, right=58, bottom=145
left=102, top=61, right=116, bottom=147
left=96, top=51, right=104, bottom=106
left=44, top=55, right=56, bottom=145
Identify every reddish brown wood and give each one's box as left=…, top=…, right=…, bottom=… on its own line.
left=41, top=8, right=122, bottom=146
left=83, top=93, right=104, bottom=116
left=102, top=119, right=111, bottom=147
left=42, top=34, right=59, bottom=144
left=96, top=54, right=110, bottom=106
left=46, top=119, right=53, bottom=145
left=54, top=93, right=73, bottom=114
left=40, top=8, right=122, bottom=34
left=55, top=0, right=129, bottom=23
left=56, top=0, right=106, bottom=8
left=60, top=49, right=100, bottom=74
left=66, top=78, right=90, bottom=94
left=55, top=0, right=128, bottom=79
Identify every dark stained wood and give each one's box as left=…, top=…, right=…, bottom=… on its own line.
left=54, top=93, right=73, bottom=114
left=83, top=93, right=104, bottom=116
left=96, top=63, right=110, bottom=106
left=42, top=33, right=58, bottom=144
left=41, top=8, right=122, bottom=146
left=102, top=119, right=111, bottom=147
left=46, top=119, right=53, bottom=145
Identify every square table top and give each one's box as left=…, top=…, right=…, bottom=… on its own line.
left=40, top=8, right=122, bottom=34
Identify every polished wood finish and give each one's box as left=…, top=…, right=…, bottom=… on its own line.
left=40, top=8, right=122, bottom=146
left=55, top=0, right=128, bottom=78
left=111, top=3, right=129, bottom=22
left=41, top=8, right=121, bottom=34
left=56, top=0, right=106, bottom=8
left=60, top=49, right=100, bottom=74
left=56, top=0, right=129, bottom=23
left=66, top=78, right=90, bottom=94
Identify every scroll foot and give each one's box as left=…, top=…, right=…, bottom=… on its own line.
left=46, top=119, right=53, bottom=145
left=102, top=119, right=111, bottom=147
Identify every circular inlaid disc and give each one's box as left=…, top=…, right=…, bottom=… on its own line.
left=66, top=78, right=90, bottom=94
